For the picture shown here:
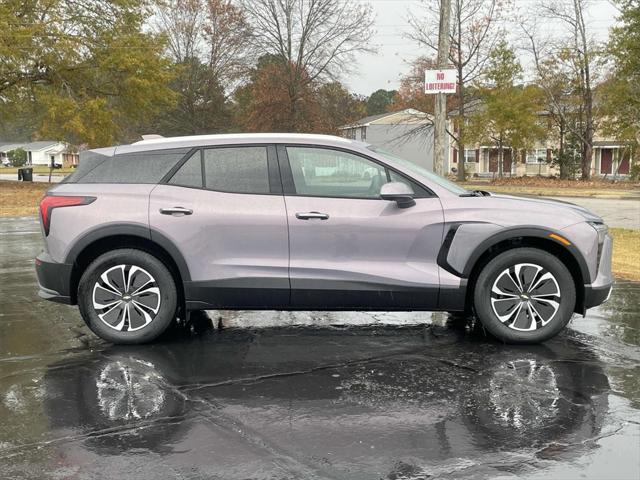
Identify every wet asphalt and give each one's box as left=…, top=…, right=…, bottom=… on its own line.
left=1, top=216, right=639, bottom=479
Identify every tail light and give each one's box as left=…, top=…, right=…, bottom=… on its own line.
left=39, top=195, right=96, bottom=236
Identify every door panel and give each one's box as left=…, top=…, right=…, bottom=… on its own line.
left=285, top=195, right=445, bottom=309
left=149, top=185, right=289, bottom=309
left=600, top=149, right=613, bottom=174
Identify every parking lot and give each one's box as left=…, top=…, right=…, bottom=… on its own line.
left=1, top=216, right=639, bottom=479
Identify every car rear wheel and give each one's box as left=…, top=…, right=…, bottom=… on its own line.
left=78, top=249, right=178, bottom=344
left=473, top=248, right=576, bottom=344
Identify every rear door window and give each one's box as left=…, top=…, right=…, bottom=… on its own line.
left=203, top=147, right=270, bottom=194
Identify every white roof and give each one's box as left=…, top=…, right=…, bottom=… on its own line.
left=132, top=133, right=353, bottom=146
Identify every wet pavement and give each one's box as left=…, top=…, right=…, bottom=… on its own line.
left=1, top=216, right=639, bottom=479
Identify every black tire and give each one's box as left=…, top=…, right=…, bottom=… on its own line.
left=473, top=248, right=576, bottom=344
left=78, top=249, right=178, bottom=344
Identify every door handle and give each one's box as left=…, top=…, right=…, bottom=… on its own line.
left=295, top=211, right=329, bottom=220
left=159, top=207, right=193, bottom=216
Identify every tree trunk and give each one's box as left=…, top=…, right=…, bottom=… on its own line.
left=498, top=137, right=503, bottom=178
left=433, top=0, right=451, bottom=177
left=559, top=115, right=566, bottom=179
left=456, top=67, right=465, bottom=181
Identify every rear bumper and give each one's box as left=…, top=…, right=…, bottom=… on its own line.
left=35, top=252, right=74, bottom=305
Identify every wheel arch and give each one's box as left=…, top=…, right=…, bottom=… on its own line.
left=66, top=224, right=190, bottom=307
left=442, top=227, right=589, bottom=315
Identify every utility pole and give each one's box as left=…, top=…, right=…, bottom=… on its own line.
left=434, top=0, right=451, bottom=176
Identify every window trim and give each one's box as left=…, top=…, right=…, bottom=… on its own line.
left=162, top=144, right=282, bottom=195
left=277, top=144, right=436, bottom=200
left=526, top=148, right=548, bottom=165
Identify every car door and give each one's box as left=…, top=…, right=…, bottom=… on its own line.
left=279, top=145, right=445, bottom=310
left=149, top=144, right=290, bottom=309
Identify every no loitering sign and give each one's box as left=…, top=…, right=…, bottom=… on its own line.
left=424, top=69, right=457, bottom=94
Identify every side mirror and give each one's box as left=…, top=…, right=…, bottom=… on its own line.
left=380, top=182, right=416, bottom=208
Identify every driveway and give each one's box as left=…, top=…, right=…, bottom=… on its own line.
left=1, top=216, right=639, bottom=479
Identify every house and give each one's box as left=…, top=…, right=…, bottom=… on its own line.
left=0, top=141, right=79, bottom=167
left=340, top=109, right=446, bottom=173
left=0, top=143, right=26, bottom=166
left=447, top=107, right=633, bottom=178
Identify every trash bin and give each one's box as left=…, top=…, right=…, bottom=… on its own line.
left=20, top=167, right=33, bottom=182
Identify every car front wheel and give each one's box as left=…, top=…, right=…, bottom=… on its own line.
left=78, top=249, right=178, bottom=344
left=473, top=248, right=576, bottom=344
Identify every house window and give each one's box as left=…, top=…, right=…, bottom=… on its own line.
left=464, top=149, right=476, bottom=163
left=526, top=149, right=547, bottom=164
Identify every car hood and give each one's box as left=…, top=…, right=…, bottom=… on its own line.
left=487, top=193, right=604, bottom=223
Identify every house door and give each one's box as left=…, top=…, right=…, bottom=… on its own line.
left=600, top=149, right=613, bottom=174
left=489, top=149, right=512, bottom=174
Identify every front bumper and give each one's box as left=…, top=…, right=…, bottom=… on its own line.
left=35, top=252, right=74, bottom=305
left=582, top=232, right=614, bottom=311
left=584, top=283, right=613, bottom=309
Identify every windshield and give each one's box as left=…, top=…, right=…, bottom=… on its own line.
left=368, top=146, right=468, bottom=195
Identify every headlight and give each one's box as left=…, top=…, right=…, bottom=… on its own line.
left=588, top=222, right=608, bottom=268
left=588, top=221, right=608, bottom=244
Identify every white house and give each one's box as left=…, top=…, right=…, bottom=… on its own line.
left=0, top=141, right=76, bottom=167
left=340, top=109, right=447, bottom=173
left=25, top=141, right=68, bottom=166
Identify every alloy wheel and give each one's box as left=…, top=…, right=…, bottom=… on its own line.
left=490, top=263, right=561, bottom=332
left=92, top=264, right=161, bottom=332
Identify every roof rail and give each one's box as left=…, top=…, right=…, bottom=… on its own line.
left=140, top=134, right=164, bottom=141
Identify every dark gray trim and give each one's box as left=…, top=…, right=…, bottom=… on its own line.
left=64, top=223, right=192, bottom=282
left=184, top=279, right=289, bottom=309
left=36, top=252, right=73, bottom=299
left=583, top=283, right=612, bottom=310
left=290, top=279, right=440, bottom=310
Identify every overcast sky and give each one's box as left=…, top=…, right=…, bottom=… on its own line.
left=346, top=0, right=619, bottom=96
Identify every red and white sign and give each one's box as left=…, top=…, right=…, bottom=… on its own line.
left=424, top=69, right=457, bottom=94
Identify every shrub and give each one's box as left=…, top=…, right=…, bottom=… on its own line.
left=8, top=148, right=27, bottom=167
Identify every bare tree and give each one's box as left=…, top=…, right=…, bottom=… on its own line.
left=154, top=0, right=204, bottom=62
left=409, top=0, right=503, bottom=180
left=522, top=0, right=600, bottom=180
left=239, top=0, right=375, bottom=130
left=153, top=0, right=254, bottom=86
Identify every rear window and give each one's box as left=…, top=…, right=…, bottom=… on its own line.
left=61, top=150, right=110, bottom=183
left=72, top=148, right=190, bottom=184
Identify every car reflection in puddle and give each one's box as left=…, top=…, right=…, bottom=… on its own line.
left=38, top=318, right=612, bottom=479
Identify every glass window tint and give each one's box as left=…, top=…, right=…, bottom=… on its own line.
left=286, top=147, right=387, bottom=198
left=169, top=151, right=202, bottom=188
left=62, top=150, right=109, bottom=183
left=203, top=147, right=269, bottom=194
left=388, top=170, right=431, bottom=198
left=78, top=148, right=189, bottom=184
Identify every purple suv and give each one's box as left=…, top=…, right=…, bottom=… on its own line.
left=35, top=134, right=613, bottom=344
